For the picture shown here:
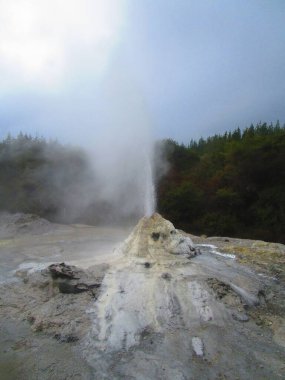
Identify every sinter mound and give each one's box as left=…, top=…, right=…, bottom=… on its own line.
left=120, top=212, right=199, bottom=259
left=0, top=213, right=284, bottom=379
left=81, top=214, right=284, bottom=379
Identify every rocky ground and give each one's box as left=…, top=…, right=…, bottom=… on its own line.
left=0, top=213, right=284, bottom=379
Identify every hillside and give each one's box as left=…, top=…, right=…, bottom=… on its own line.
left=0, top=122, right=284, bottom=243
left=157, top=122, right=285, bottom=243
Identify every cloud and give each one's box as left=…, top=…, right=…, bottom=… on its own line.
left=0, top=1, right=157, bottom=222
left=0, top=0, right=126, bottom=90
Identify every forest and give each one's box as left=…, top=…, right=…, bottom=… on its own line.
left=0, top=133, right=94, bottom=223
left=157, top=121, right=285, bottom=243
left=0, top=121, right=284, bottom=243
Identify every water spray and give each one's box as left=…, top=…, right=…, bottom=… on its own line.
left=144, top=150, right=156, bottom=217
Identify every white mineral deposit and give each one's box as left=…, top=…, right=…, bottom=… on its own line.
left=0, top=213, right=284, bottom=379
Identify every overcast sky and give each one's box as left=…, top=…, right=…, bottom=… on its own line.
left=0, top=0, right=284, bottom=144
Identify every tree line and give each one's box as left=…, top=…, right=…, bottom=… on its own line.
left=0, top=133, right=93, bottom=222
left=0, top=121, right=284, bottom=243
left=157, top=121, right=285, bottom=243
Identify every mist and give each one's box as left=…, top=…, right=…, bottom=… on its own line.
left=37, top=65, right=159, bottom=223
left=55, top=62, right=158, bottom=223
left=0, top=0, right=160, bottom=224
left=84, top=66, right=156, bottom=220
left=0, top=48, right=159, bottom=224
left=1, top=0, right=284, bottom=223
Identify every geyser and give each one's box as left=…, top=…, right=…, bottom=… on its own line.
left=83, top=212, right=266, bottom=380
left=121, top=213, right=198, bottom=259
left=144, top=155, right=156, bottom=217
left=85, top=213, right=200, bottom=355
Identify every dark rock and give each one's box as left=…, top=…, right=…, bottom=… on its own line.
left=54, top=333, right=79, bottom=343
left=207, top=278, right=232, bottom=299
left=56, top=279, right=101, bottom=294
left=161, top=272, right=172, bottom=281
left=232, top=312, right=249, bottom=322
left=48, top=262, right=101, bottom=294
left=151, top=232, right=160, bottom=241
left=48, top=263, right=79, bottom=279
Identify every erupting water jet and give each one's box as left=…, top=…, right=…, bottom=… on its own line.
left=144, top=154, right=156, bottom=217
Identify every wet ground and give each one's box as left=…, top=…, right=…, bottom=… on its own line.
left=0, top=214, right=130, bottom=379
left=0, top=214, right=284, bottom=379
left=0, top=213, right=131, bottom=283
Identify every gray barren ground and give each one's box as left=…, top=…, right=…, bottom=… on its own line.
left=0, top=213, right=284, bottom=380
